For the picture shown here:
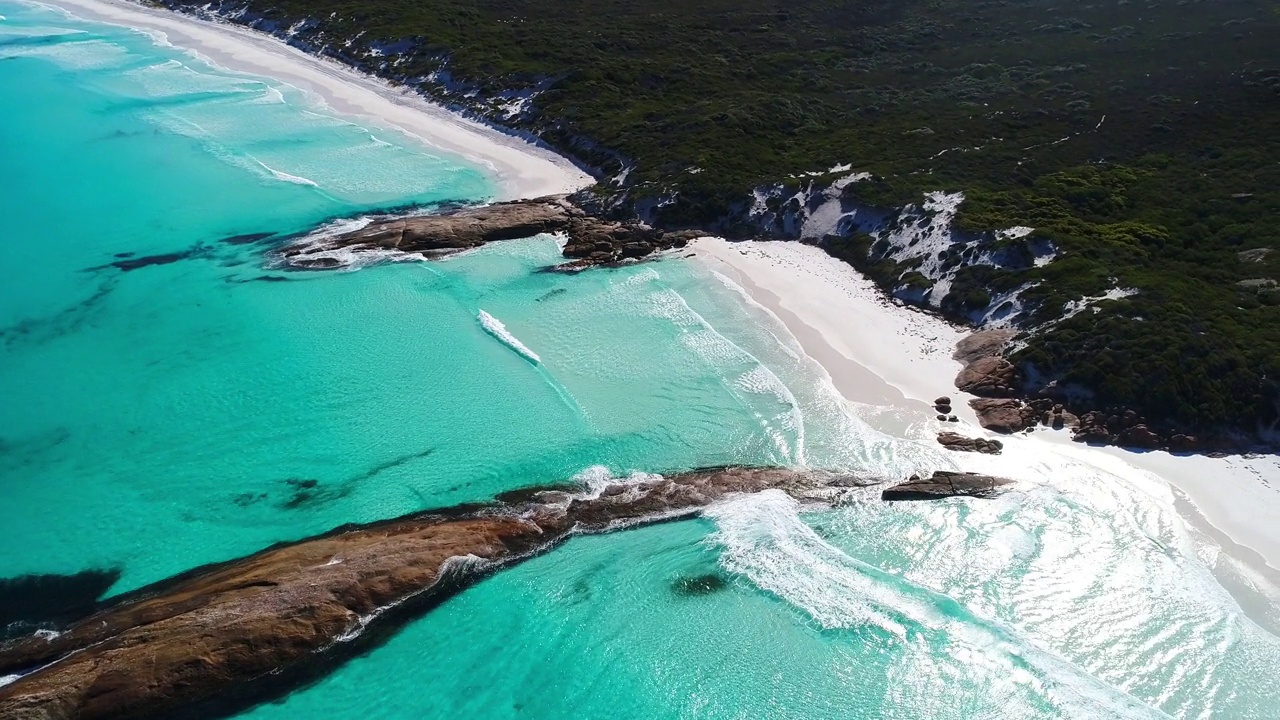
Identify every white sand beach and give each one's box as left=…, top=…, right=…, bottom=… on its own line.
left=694, top=237, right=1280, bottom=599
left=38, top=0, right=594, bottom=200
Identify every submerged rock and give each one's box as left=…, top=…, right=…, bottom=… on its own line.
left=671, top=573, right=727, bottom=596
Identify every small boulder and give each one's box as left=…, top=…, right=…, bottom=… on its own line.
left=937, top=432, right=1004, bottom=454
left=934, top=396, right=952, bottom=406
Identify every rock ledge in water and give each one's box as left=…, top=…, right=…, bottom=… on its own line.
left=276, top=196, right=700, bottom=271
left=0, top=466, right=1011, bottom=720
left=881, top=471, right=1014, bottom=501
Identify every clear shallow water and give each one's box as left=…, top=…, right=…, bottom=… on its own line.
left=2, top=2, right=1280, bottom=718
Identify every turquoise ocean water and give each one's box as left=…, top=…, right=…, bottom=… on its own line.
left=2, top=2, right=1280, bottom=717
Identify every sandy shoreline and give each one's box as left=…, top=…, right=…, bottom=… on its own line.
left=693, top=238, right=1280, bottom=593
left=35, top=0, right=593, bottom=200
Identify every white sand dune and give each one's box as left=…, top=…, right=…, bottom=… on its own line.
left=39, top=0, right=594, bottom=200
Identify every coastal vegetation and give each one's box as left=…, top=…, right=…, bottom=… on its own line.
left=162, top=0, right=1280, bottom=445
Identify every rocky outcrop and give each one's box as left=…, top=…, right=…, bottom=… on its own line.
left=953, top=329, right=1015, bottom=366
left=0, top=467, right=1012, bottom=720
left=936, top=432, right=1003, bottom=454
left=969, top=398, right=1034, bottom=433
left=955, top=356, right=1020, bottom=398
left=1073, top=410, right=1200, bottom=451
left=275, top=196, right=699, bottom=271
left=881, top=471, right=1014, bottom=501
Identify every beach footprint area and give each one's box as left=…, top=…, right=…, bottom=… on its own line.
left=3, top=2, right=1280, bottom=719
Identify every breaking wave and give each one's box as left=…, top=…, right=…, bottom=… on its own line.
left=706, top=490, right=1171, bottom=719
left=478, top=309, right=540, bottom=364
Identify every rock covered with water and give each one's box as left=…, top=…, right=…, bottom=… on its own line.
left=276, top=195, right=699, bottom=271
left=0, top=466, right=1013, bottom=720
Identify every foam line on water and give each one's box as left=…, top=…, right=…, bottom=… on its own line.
left=706, top=491, right=1173, bottom=719
left=701, top=262, right=950, bottom=478
left=477, top=309, right=540, bottom=364
left=636, top=271, right=806, bottom=466
left=251, top=156, right=319, bottom=187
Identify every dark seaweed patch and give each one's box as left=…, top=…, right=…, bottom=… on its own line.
left=233, top=492, right=268, bottom=508
left=110, top=251, right=193, bottom=271
left=0, top=568, right=122, bottom=640
left=220, top=232, right=275, bottom=246
left=274, top=447, right=437, bottom=511
left=346, top=447, right=435, bottom=486
left=280, top=478, right=324, bottom=509
left=535, top=287, right=567, bottom=302
left=0, top=279, right=117, bottom=350
left=671, top=573, right=727, bottom=597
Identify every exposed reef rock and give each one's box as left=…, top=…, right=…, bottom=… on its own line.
left=0, top=466, right=1011, bottom=720
left=881, top=471, right=1013, bottom=501
left=276, top=196, right=699, bottom=271
left=936, top=432, right=1004, bottom=455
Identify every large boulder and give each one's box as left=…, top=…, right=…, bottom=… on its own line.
left=882, top=471, right=1014, bottom=501
left=955, top=356, right=1020, bottom=397
left=953, top=329, right=1015, bottom=365
left=1072, top=411, right=1113, bottom=444
left=1120, top=424, right=1161, bottom=450
left=969, top=398, right=1030, bottom=433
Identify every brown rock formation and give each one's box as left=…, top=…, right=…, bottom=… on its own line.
left=955, top=356, right=1020, bottom=398
left=969, top=398, right=1034, bottom=433
left=275, top=196, right=698, bottom=271
left=952, top=329, right=1015, bottom=366
left=0, top=467, right=1013, bottom=720
left=936, top=432, right=1004, bottom=454
left=882, top=471, right=1014, bottom=501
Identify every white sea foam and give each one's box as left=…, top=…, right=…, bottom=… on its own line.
left=0, top=36, right=126, bottom=69
left=332, top=554, right=490, bottom=644
left=477, top=310, right=540, bottom=364
left=252, top=157, right=319, bottom=187
left=0, top=674, right=18, bottom=689
left=641, top=279, right=807, bottom=465
left=707, top=491, right=1170, bottom=719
